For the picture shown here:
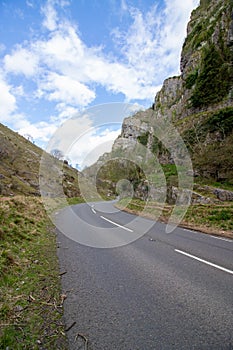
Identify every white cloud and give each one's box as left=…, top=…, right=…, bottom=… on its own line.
left=40, top=72, right=96, bottom=106
left=17, top=120, right=57, bottom=143
left=34, top=22, right=159, bottom=100
left=4, top=47, right=38, bottom=77
left=41, top=0, right=58, bottom=31
left=112, top=0, right=199, bottom=84
left=68, top=128, right=121, bottom=169
left=41, top=0, right=71, bottom=31
left=0, top=73, right=57, bottom=143
left=36, top=25, right=84, bottom=66
left=0, top=75, right=17, bottom=120
left=53, top=103, right=80, bottom=122
left=46, top=114, right=94, bottom=157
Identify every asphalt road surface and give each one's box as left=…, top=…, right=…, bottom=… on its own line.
left=55, top=201, right=233, bottom=350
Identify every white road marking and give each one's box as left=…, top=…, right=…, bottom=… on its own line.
left=100, top=216, right=133, bottom=232
left=175, top=249, right=233, bottom=275
left=91, top=208, right=96, bottom=214
left=210, top=236, right=233, bottom=242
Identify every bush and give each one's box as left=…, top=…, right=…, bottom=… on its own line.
left=185, top=69, right=199, bottom=89
left=190, top=44, right=232, bottom=107
left=137, top=132, right=149, bottom=146
left=205, top=107, right=233, bottom=136
left=151, top=136, right=163, bottom=154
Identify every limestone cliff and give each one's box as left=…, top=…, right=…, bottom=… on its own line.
left=84, top=0, right=233, bottom=199
left=112, top=0, right=233, bottom=181
left=154, top=0, right=233, bottom=120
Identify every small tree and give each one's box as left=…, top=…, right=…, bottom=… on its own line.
left=50, top=149, right=64, bottom=160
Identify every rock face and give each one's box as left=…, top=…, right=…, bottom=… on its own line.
left=213, top=188, right=233, bottom=201
left=111, top=0, right=233, bottom=181
left=85, top=0, right=233, bottom=202
left=112, top=109, right=152, bottom=154
left=154, top=0, right=233, bottom=121
left=114, top=1, right=232, bottom=138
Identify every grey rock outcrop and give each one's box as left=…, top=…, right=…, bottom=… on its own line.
left=213, top=188, right=233, bottom=201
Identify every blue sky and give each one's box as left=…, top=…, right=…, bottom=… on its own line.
left=0, top=0, right=199, bottom=167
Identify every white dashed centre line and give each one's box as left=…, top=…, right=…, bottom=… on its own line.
left=100, top=216, right=133, bottom=232
left=175, top=249, right=233, bottom=275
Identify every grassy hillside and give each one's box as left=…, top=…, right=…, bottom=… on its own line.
left=0, top=124, right=42, bottom=196
left=0, top=123, right=84, bottom=348
left=0, top=196, right=68, bottom=349
left=0, top=123, right=81, bottom=198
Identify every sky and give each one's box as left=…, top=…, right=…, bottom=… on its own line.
left=0, top=0, right=199, bottom=168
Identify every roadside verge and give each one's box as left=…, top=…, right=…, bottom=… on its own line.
left=0, top=196, right=68, bottom=349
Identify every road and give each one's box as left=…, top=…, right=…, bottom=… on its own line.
left=55, top=201, right=233, bottom=350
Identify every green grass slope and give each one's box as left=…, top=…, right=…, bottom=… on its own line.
left=0, top=123, right=81, bottom=198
